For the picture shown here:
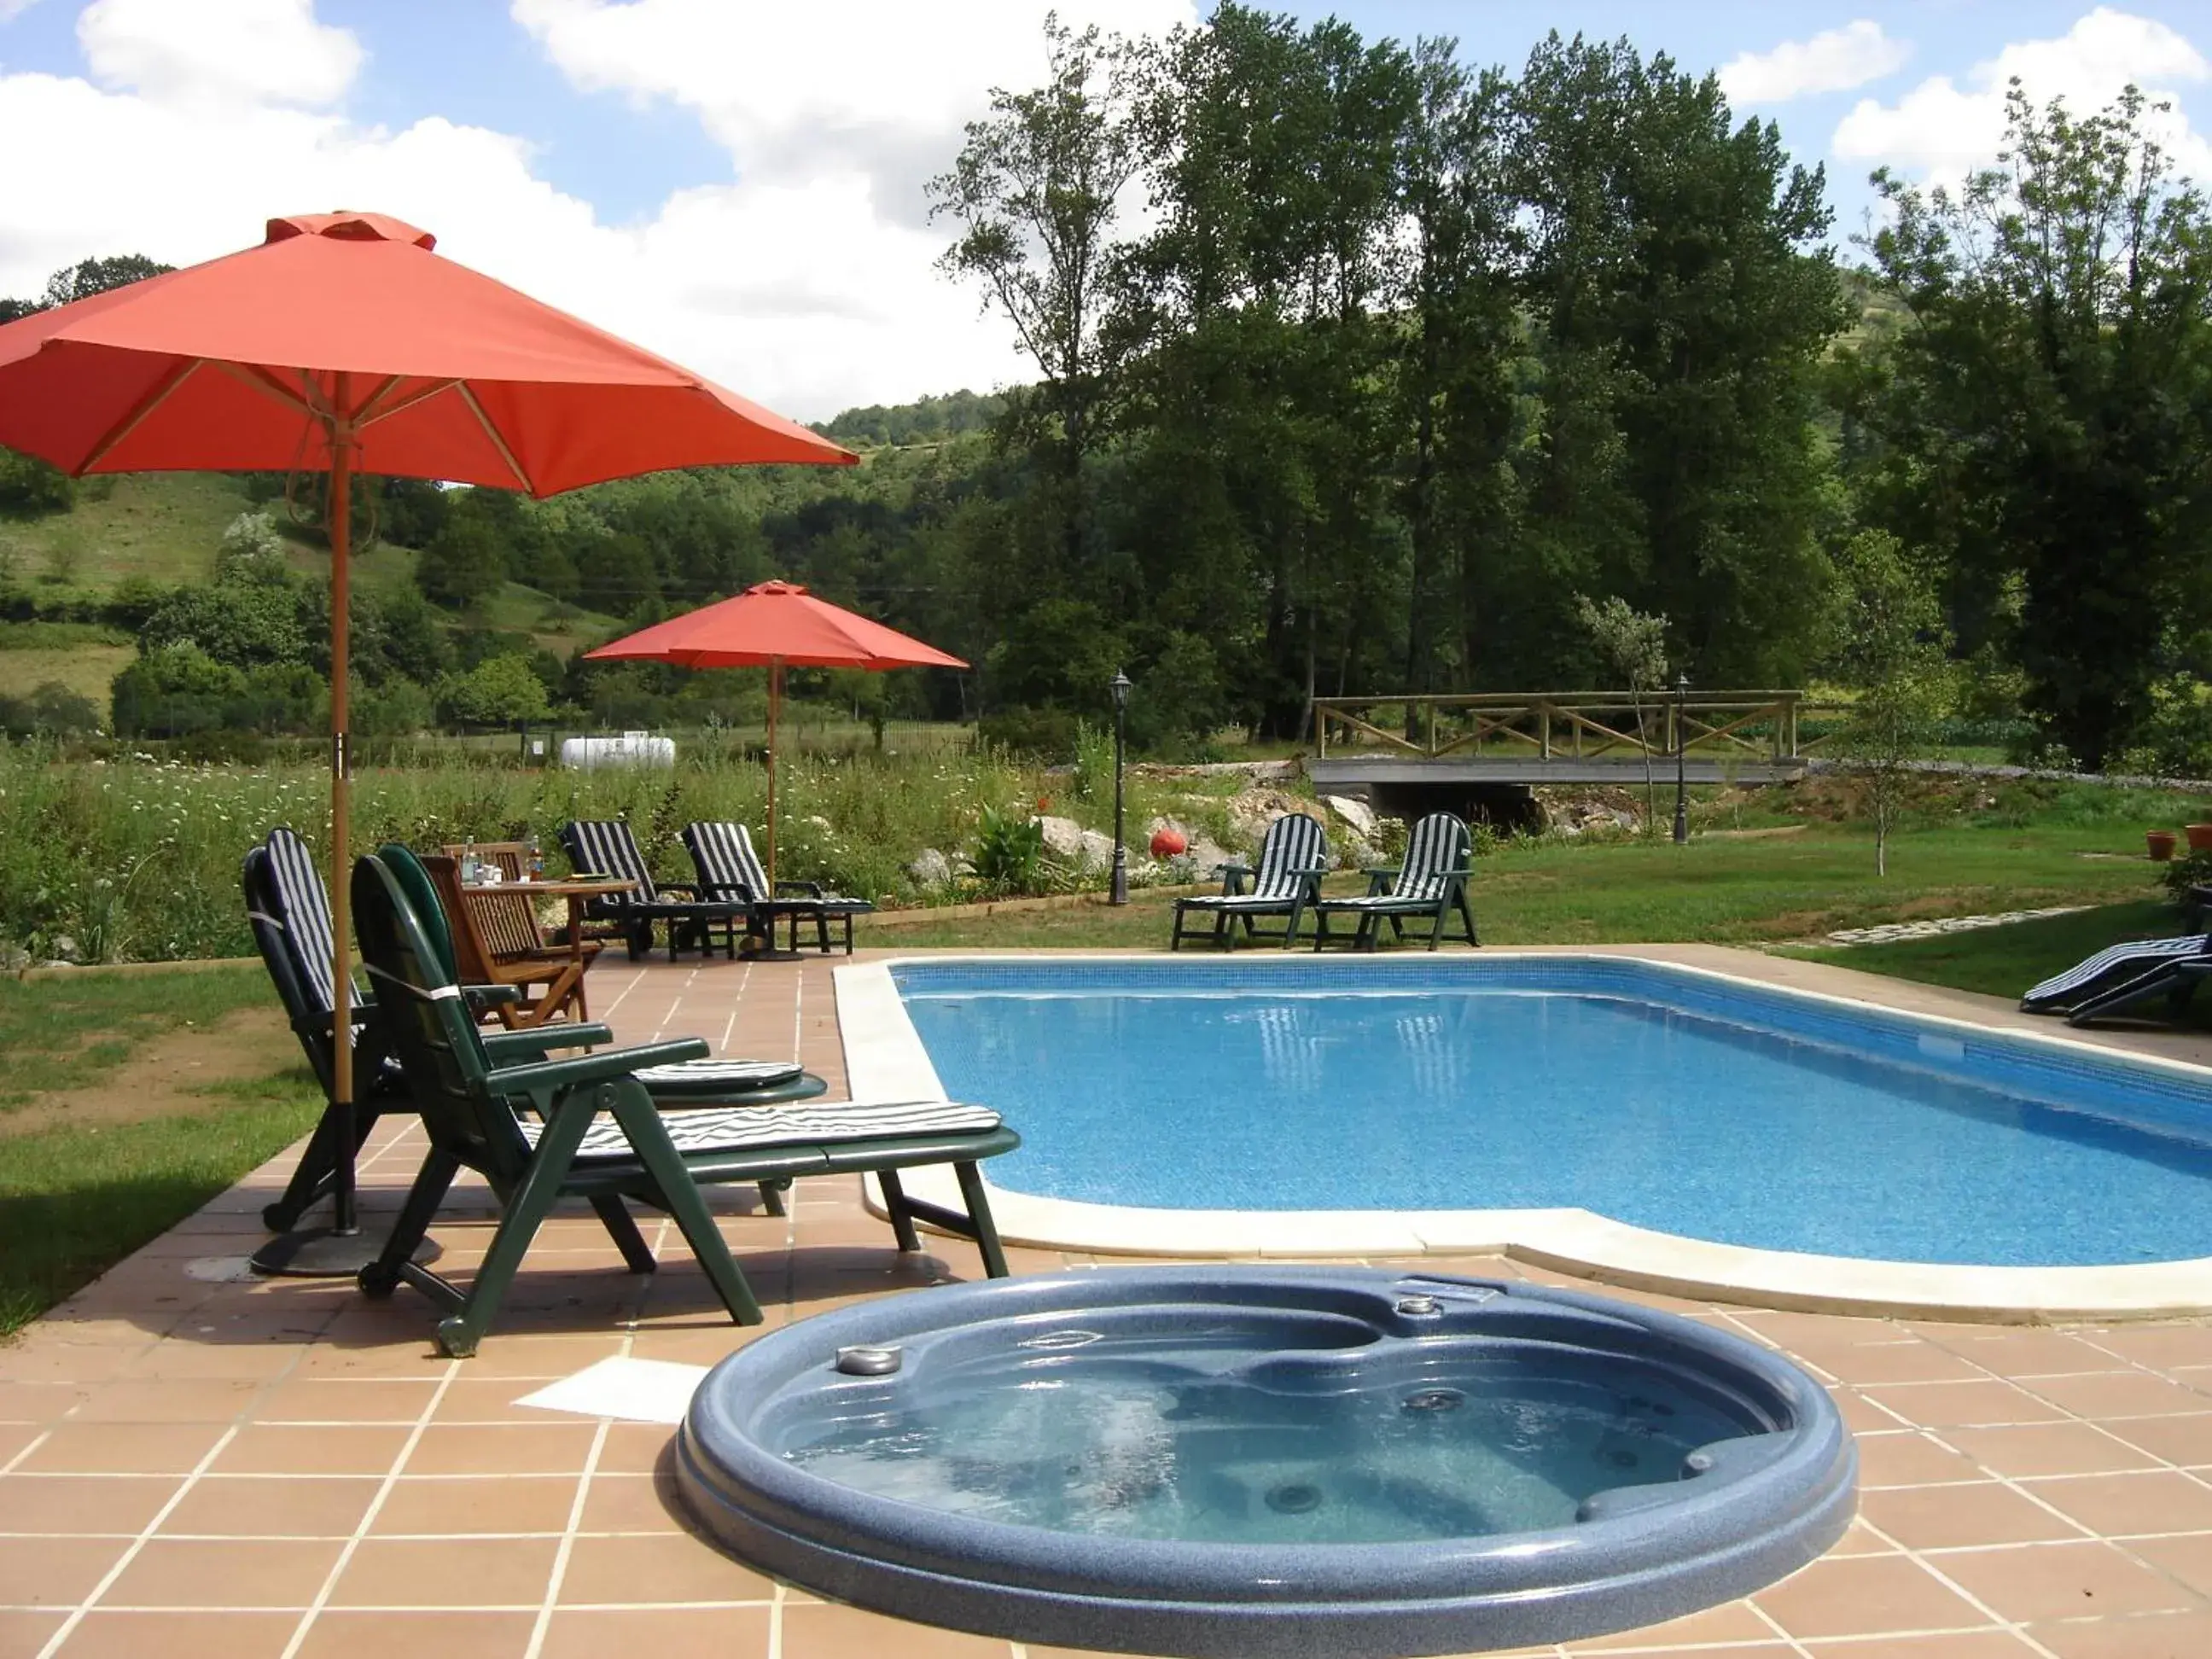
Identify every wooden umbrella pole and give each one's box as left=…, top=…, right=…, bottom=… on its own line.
left=326, top=392, right=357, bottom=1236
left=765, top=658, right=782, bottom=888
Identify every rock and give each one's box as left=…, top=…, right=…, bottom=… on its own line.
left=49, top=934, right=79, bottom=963
left=1321, top=794, right=1379, bottom=838
left=1333, top=833, right=1377, bottom=870
left=0, top=940, right=29, bottom=973
left=1225, top=787, right=1312, bottom=843
left=1037, top=815, right=1115, bottom=872
left=906, top=848, right=952, bottom=887
left=38, top=959, right=74, bottom=971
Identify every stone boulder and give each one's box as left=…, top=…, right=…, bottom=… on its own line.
left=1321, top=794, right=1379, bottom=839
left=906, top=848, right=952, bottom=888
left=1225, top=787, right=1312, bottom=844
left=1038, top=815, right=1115, bottom=873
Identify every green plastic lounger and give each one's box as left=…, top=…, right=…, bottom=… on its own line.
left=377, top=842, right=831, bottom=1214
left=2021, top=931, right=2212, bottom=1026
left=1169, top=812, right=1330, bottom=950
left=243, top=828, right=585, bottom=1233
left=1311, top=812, right=1480, bottom=952
left=352, top=851, right=1019, bottom=1358
left=560, top=818, right=751, bottom=961
left=683, top=820, right=875, bottom=955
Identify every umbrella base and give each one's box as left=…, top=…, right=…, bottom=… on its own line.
left=251, top=1228, right=441, bottom=1279
left=748, top=947, right=809, bottom=963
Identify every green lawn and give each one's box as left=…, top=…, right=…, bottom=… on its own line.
left=1789, top=898, right=2197, bottom=1006
left=878, top=822, right=2170, bottom=948
left=0, top=967, right=318, bottom=1335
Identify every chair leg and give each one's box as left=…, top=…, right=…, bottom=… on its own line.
left=876, top=1168, right=924, bottom=1254
left=434, top=1103, right=597, bottom=1357
left=955, top=1160, right=1010, bottom=1278
left=359, top=1146, right=459, bottom=1299
left=263, top=1104, right=356, bottom=1231
left=589, top=1195, right=657, bottom=1274
left=605, top=1090, right=763, bottom=1326
left=756, top=1179, right=788, bottom=1216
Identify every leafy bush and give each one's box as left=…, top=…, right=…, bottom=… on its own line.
left=978, top=704, right=1080, bottom=759
left=969, top=803, right=1047, bottom=894
left=2163, top=848, right=2212, bottom=902
left=0, top=681, right=101, bottom=736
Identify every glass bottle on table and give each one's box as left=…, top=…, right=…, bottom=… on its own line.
left=526, top=833, right=544, bottom=882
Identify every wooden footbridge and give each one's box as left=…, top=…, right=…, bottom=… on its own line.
left=1308, top=690, right=1838, bottom=795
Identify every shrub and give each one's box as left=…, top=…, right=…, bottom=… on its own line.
left=978, top=704, right=1079, bottom=759
left=435, top=655, right=552, bottom=726
left=969, top=803, right=1048, bottom=894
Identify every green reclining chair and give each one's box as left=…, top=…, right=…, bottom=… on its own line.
left=352, top=851, right=1019, bottom=1357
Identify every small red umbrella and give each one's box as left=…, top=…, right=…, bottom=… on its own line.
left=587, top=579, right=965, bottom=883
left=0, top=211, right=853, bottom=1273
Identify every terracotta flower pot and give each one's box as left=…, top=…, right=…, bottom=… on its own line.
left=2149, top=830, right=2179, bottom=862
left=2188, top=824, right=2212, bottom=853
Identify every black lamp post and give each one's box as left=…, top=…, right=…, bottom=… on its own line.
left=1672, top=671, right=1691, bottom=846
left=1109, top=669, right=1132, bottom=905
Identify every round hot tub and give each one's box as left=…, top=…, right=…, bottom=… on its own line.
left=677, top=1269, right=1855, bottom=1657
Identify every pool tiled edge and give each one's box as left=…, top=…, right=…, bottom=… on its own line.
left=835, top=950, right=2212, bottom=1324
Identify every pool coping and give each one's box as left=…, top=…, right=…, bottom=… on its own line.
left=835, top=949, right=2212, bottom=1324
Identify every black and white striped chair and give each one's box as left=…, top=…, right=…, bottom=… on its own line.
left=2022, top=931, right=2212, bottom=1025
left=560, top=818, right=749, bottom=960
left=1170, top=812, right=1330, bottom=950
left=1311, top=811, right=1479, bottom=952
left=683, top=820, right=875, bottom=955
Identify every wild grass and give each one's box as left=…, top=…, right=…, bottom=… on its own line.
left=0, top=964, right=273, bottom=1109
left=0, top=737, right=1245, bottom=961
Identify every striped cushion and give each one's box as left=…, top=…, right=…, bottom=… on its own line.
left=685, top=820, right=767, bottom=900
left=518, top=1097, right=1001, bottom=1161
left=1180, top=893, right=1307, bottom=911
left=1246, top=813, right=1328, bottom=899
left=265, top=826, right=337, bottom=1016
left=1394, top=812, right=1470, bottom=901
left=563, top=820, right=655, bottom=900
left=633, top=1058, right=806, bottom=1093
left=2023, top=934, right=2210, bottom=1005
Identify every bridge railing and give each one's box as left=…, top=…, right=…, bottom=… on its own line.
left=1311, top=691, right=1844, bottom=763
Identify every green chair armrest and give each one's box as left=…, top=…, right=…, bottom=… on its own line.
left=484, top=1023, right=613, bottom=1059
left=489, top=1038, right=709, bottom=1097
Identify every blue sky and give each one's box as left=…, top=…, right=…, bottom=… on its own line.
left=0, top=2, right=2205, bottom=418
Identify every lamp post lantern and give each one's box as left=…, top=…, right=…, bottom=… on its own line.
left=1673, top=672, right=1691, bottom=846
left=1109, top=669, right=1132, bottom=905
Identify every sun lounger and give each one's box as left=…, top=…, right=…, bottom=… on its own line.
left=2021, top=932, right=2212, bottom=1026
left=560, top=818, right=751, bottom=961
left=683, top=820, right=874, bottom=955
left=1310, top=811, right=1479, bottom=952
left=1169, top=812, right=1330, bottom=950
left=352, top=849, right=1016, bottom=1356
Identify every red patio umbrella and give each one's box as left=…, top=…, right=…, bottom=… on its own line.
left=0, top=211, right=853, bottom=1273
left=586, top=579, right=965, bottom=883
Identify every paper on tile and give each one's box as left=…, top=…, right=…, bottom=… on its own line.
left=513, top=1355, right=710, bottom=1424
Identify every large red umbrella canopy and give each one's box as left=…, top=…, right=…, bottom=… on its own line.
left=588, top=580, right=965, bottom=882
left=588, top=579, right=966, bottom=671
left=0, top=211, right=853, bottom=1272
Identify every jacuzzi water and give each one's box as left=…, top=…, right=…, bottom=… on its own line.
left=677, top=1268, right=1857, bottom=1658
left=891, top=957, right=2212, bottom=1266
left=782, top=1338, right=1747, bottom=1543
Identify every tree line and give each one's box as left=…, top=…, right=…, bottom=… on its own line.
left=3, top=8, right=2209, bottom=771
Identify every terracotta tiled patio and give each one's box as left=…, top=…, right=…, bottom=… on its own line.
left=9, top=952, right=2212, bottom=1658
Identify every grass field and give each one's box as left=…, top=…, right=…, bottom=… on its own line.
left=0, top=966, right=318, bottom=1334
left=0, top=472, right=255, bottom=591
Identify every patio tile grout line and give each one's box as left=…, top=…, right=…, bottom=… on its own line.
left=1831, top=1514, right=2064, bottom=1658
left=521, top=1415, right=610, bottom=1659
left=274, top=1358, right=462, bottom=1659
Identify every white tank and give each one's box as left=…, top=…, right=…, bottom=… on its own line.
left=558, top=731, right=675, bottom=770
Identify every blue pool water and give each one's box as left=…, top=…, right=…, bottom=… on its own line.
left=894, top=959, right=2212, bottom=1266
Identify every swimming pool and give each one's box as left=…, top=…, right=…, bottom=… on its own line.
left=839, top=956, right=2212, bottom=1301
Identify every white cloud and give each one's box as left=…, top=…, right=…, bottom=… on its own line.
left=0, top=0, right=1199, bottom=422
left=1833, top=7, right=2212, bottom=186
left=1720, top=20, right=1911, bottom=106
left=79, top=0, right=361, bottom=108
